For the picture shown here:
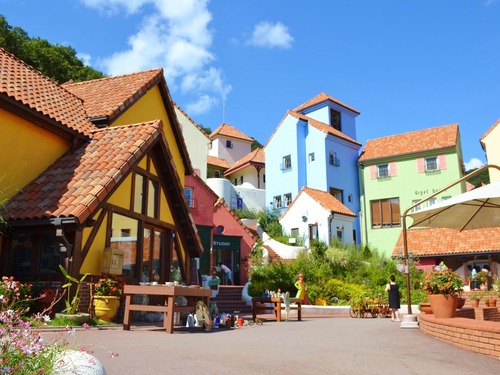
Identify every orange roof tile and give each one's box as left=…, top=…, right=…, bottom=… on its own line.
left=393, top=227, right=500, bottom=257
left=0, top=48, right=95, bottom=137
left=209, top=123, right=254, bottom=142
left=63, top=69, right=163, bottom=123
left=281, top=186, right=356, bottom=218
left=288, top=111, right=361, bottom=146
left=293, top=92, right=360, bottom=115
left=224, top=147, right=265, bottom=176
left=5, top=120, right=163, bottom=224
left=359, top=123, right=459, bottom=162
left=207, top=156, right=230, bottom=169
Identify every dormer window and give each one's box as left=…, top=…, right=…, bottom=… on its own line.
left=226, top=140, right=233, bottom=149
left=330, top=109, right=341, bottom=131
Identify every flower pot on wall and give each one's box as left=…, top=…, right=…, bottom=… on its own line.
left=93, top=296, right=121, bottom=323
left=428, top=294, right=458, bottom=319
left=418, top=303, right=432, bottom=314
left=470, top=299, right=480, bottom=308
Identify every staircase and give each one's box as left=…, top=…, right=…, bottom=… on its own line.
left=211, top=286, right=252, bottom=315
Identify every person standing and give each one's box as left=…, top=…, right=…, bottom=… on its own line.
left=385, top=275, right=401, bottom=322
left=218, top=263, right=233, bottom=285
left=294, top=273, right=310, bottom=304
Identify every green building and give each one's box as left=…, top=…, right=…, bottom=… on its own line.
left=358, top=124, right=466, bottom=256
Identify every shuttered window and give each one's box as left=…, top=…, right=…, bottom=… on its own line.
left=370, top=198, right=401, bottom=228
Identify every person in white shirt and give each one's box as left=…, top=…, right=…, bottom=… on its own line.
left=218, top=263, right=233, bottom=285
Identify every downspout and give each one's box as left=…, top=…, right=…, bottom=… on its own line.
left=328, top=211, right=334, bottom=245
left=358, top=162, right=368, bottom=244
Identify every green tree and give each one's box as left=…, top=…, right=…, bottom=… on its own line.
left=0, top=15, right=104, bottom=83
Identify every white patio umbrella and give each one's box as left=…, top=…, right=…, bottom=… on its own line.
left=408, top=180, right=500, bottom=231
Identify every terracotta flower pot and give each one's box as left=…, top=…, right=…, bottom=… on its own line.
left=428, top=294, right=458, bottom=319
left=470, top=299, right=480, bottom=308
left=419, top=303, right=432, bottom=314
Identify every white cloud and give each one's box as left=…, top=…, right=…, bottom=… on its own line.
left=464, top=157, right=484, bottom=171
left=248, top=21, right=294, bottom=49
left=82, top=0, right=229, bottom=115
left=185, top=94, right=218, bottom=116
left=77, top=52, right=92, bottom=67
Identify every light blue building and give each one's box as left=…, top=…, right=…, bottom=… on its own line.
left=264, top=93, right=362, bottom=244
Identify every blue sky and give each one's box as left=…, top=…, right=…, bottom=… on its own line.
left=2, top=0, right=499, bottom=169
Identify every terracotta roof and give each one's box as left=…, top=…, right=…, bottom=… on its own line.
left=63, top=69, right=163, bottom=123
left=281, top=186, right=356, bottom=219
left=359, top=123, right=459, bottom=162
left=0, top=48, right=95, bottom=137
left=293, top=92, right=360, bottom=115
left=288, top=111, right=361, bottom=146
left=392, top=227, right=500, bottom=257
left=173, top=102, right=210, bottom=140
left=5, top=120, right=163, bottom=224
left=209, top=123, right=254, bottom=142
left=224, top=147, right=265, bottom=176
left=207, top=156, right=230, bottom=169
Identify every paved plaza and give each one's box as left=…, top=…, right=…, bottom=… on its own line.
left=44, top=316, right=499, bottom=374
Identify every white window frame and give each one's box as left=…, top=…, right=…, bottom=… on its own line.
left=273, top=195, right=282, bottom=209
left=309, top=153, right=315, bottom=162
left=284, top=193, right=292, bottom=206
left=377, top=164, right=389, bottom=178
left=425, top=156, right=438, bottom=172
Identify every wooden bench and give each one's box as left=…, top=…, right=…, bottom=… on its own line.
left=123, top=285, right=211, bottom=334
left=252, top=297, right=302, bottom=322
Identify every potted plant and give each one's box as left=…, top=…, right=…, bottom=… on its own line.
left=475, top=271, right=488, bottom=290
left=92, top=273, right=125, bottom=323
left=422, top=265, right=464, bottom=318
left=57, top=265, right=91, bottom=324
left=469, top=291, right=482, bottom=308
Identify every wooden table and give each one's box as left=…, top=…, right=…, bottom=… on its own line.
left=252, top=297, right=302, bottom=322
left=123, top=285, right=211, bottom=334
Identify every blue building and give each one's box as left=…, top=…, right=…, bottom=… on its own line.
left=264, top=93, right=362, bottom=244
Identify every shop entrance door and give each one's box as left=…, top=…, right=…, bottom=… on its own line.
left=212, top=235, right=241, bottom=285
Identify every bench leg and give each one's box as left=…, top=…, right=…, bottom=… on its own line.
left=123, top=295, right=132, bottom=330
left=297, top=304, right=302, bottom=321
left=164, top=296, right=175, bottom=334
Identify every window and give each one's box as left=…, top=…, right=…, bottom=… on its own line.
left=377, top=164, right=389, bottom=178
left=330, top=108, right=341, bottom=131
left=226, top=140, right=233, bottom=149
left=273, top=195, right=282, bottom=209
left=184, top=188, right=194, bottom=207
left=309, top=153, right=315, bottom=162
left=284, top=193, right=292, bottom=206
left=442, top=196, right=451, bottom=201
left=240, top=176, right=243, bottom=184
left=263, top=174, right=266, bottom=183
left=282, top=155, right=292, bottom=170
left=329, top=187, right=343, bottom=203
left=133, top=172, right=159, bottom=218
left=329, top=152, right=340, bottom=166
left=214, top=170, right=221, bottom=178
left=425, top=156, right=438, bottom=172
left=370, top=198, right=401, bottom=228
left=348, top=194, right=353, bottom=203
left=291, top=228, right=299, bottom=237
left=234, top=178, right=237, bottom=186
left=428, top=198, right=436, bottom=207
left=412, top=199, right=423, bottom=212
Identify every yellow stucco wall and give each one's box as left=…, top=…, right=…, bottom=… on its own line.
left=482, top=124, right=500, bottom=182
left=110, top=86, right=186, bottom=185
left=80, top=210, right=108, bottom=275
left=79, top=153, right=185, bottom=275
left=0, top=109, right=69, bottom=199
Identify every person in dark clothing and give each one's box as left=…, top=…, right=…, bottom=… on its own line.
left=385, top=275, right=401, bottom=322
